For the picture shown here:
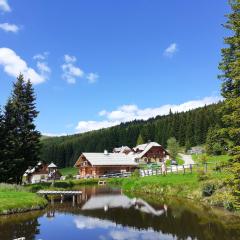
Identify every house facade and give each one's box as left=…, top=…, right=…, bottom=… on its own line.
left=23, top=162, right=61, bottom=184
left=74, top=142, right=169, bottom=178
left=74, top=151, right=138, bottom=178
left=132, top=142, right=169, bottom=163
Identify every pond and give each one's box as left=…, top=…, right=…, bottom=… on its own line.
left=0, top=185, right=240, bottom=240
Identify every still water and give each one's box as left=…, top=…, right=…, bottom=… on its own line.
left=0, top=186, right=240, bottom=240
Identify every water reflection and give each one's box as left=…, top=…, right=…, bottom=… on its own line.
left=0, top=186, right=240, bottom=240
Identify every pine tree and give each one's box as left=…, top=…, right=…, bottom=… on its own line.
left=2, top=75, right=41, bottom=183
left=167, top=137, right=179, bottom=160
left=23, top=80, right=41, bottom=168
left=218, top=0, right=240, bottom=203
left=2, top=99, right=22, bottom=183
left=0, top=108, right=5, bottom=182
left=136, top=134, right=144, bottom=145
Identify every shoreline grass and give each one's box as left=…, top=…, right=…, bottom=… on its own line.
left=108, top=170, right=236, bottom=211
left=59, top=167, right=78, bottom=176
left=0, top=183, right=47, bottom=215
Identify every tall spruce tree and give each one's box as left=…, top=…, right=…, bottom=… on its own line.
left=2, top=99, right=21, bottom=183
left=2, top=75, right=41, bottom=183
left=218, top=0, right=240, bottom=203
left=0, top=108, right=5, bottom=182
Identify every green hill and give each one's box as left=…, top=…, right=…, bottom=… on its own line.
left=40, top=102, right=223, bottom=167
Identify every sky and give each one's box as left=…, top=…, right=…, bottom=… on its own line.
left=0, top=0, right=230, bottom=136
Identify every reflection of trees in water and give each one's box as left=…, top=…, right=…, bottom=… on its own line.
left=0, top=186, right=240, bottom=240
left=80, top=207, right=240, bottom=240
left=0, top=211, right=43, bottom=240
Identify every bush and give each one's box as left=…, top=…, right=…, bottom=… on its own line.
left=202, top=183, right=215, bottom=197
left=224, top=201, right=235, bottom=211
left=200, top=155, right=207, bottom=164
left=197, top=170, right=209, bottom=181
left=65, top=174, right=73, bottom=180
left=28, top=184, right=43, bottom=192
left=54, top=181, right=74, bottom=188
left=131, top=169, right=140, bottom=178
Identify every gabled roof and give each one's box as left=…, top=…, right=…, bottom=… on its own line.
left=113, top=146, right=131, bottom=153
left=133, top=142, right=162, bottom=159
left=133, top=142, right=161, bottom=151
left=80, top=153, right=137, bottom=166
left=48, top=162, right=57, bottom=168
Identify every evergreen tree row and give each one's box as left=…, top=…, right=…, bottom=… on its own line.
left=41, top=102, right=223, bottom=168
left=0, top=74, right=41, bottom=184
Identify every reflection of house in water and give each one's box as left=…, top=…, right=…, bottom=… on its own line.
left=81, top=194, right=167, bottom=216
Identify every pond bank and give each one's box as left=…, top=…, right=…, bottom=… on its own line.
left=0, top=189, right=47, bottom=215
left=0, top=179, right=99, bottom=215
left=108, top=172, right=238, bottom=211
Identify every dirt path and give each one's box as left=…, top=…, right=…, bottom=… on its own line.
left=179, top=153, right=194, bottom=165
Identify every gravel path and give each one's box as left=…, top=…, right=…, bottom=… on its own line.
left=179, top=153, right=194, bottom=165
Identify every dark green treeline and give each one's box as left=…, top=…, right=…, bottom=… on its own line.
left=41, top=102, right=223, bottom=167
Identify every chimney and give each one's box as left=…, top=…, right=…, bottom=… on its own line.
left=104, top=150, right=109, bottom=155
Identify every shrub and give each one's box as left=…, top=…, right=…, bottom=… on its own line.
left=28, top=184, right=44, bottom=193
left=54, top=180, right=74, bottom=188
left=200, top=154, right=207, bottom=164
left=65, top=174, right=73, bottom=180
left=197, top=170, right=209, bottom=181
left=202, top=183, right=215, bottom=197
left=131, top=169, right=140, bottom=178
left=224, top=201, right=235, bottom=211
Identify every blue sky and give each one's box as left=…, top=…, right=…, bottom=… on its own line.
left=0, top=0, right=229, bottom=135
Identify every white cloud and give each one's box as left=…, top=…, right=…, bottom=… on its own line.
left=42, top=132, right=67, bottom=137
left=64, top=54, right=77, bottom=63
left=74, top=216, right=116, bottom=229
left=86, top=72, right=99, bottom=83
left=0, top=47, right=47, bottom=84
left=76, top=120, right=119, bottom=133
left=37, top=62, right=51, bottom=74
left=62, top=54, right=84, bottom=84
left=61, top=54, right=99, bottom=84
left=164, top=43, right=178, bottom=57
left=0, top=23, right=19, bottom=33
left=33, top=52, right=49, bottom=61
left=33, top=52, right=51, bottom=80
left=75, top=96, right=221, bottom=133
left=109, top=229, right=173, bottom=240
left=0, top=0, right=11, bottom=12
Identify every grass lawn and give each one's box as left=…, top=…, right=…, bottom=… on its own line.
left=108, top=170, right=235, bottom=209
left=59, top=167, right=78, bottom=176
left=0, top=184, right=47, bottom=215
left=166, top=154, right=184, bottom=166
left=192, top=154, right=231, bottom=164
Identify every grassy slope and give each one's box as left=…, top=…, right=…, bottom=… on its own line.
left=109, top=173, right=200, bottom=198
left=166, top=154, right=184, bottom=166
left=0, top=184, right=47, bottom=215
left=108, top=169, right=234, bottom=209
left=59, top=167, right=78, bottom=176
left=192, top=154, right=231, bottom=164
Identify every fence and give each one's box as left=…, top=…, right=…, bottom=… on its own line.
left=139, top=162, right=222, bottom=177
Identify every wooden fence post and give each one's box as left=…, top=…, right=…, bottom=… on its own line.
left=205, top=163, right=208, bottom=173
left=190, top=164, right=192, bottom=174
left=183, top=165, right=185, bottom=174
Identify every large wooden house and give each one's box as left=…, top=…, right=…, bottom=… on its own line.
left=74, top=151, right=137, bottom=178
left=74, top=142, right=169, bottom=178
